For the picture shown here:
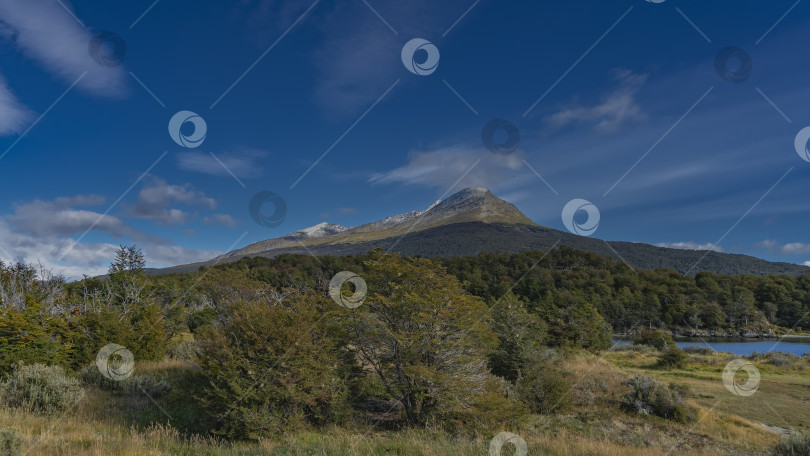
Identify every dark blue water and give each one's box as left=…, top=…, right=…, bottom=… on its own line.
left=612, top=337, right=810, bottom=356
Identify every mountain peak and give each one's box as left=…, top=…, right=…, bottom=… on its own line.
left=292, top=222, right=347, bottom=239
left=215, top=188, right=534, bottom=261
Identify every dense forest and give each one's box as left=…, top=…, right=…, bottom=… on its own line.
left=0, top=245, right=808, bottom=442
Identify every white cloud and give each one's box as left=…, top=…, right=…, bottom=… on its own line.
left=0, top=0, right=127, bottom=98
left=0, top=218, right=221, bottom=280
left=129, top=177, right=216, bottom=226
left=369, top=145, right=528, bottom=192
left=0, top=74, right=33, bottom=135
left=545, top=69, right=648, bottom=132
left=203, top=214, right=240, bottom=227
left=781, top=242, right=810, bottom=255
left=804, top=261, right=810, bottom=267
left=6, top=195, right=147, bottom=239
left=753, top=239, right=778, bottom=249
left=656, top=242, right=723, bottom=252
left=177, top=149, right=267, bottom=179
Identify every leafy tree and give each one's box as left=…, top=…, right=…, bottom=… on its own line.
left=488, top=292, right=546, bottom=382
left=197, top=292, right=350, bottom=439
left=341, top=252, right=521, bottom=428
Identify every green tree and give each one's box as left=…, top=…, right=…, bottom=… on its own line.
left=342, top=252, right=522, bottom=428
left=197, top=293, right=350, bottom=439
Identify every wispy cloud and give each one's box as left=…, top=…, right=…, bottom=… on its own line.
left=7, top=195, right=146, bottom=239
left=781, top=242, right=810, bottom=255
left=655, top=241, right=723, bottom=252
left=203, top=213, right=240, bottom=227
left=128, top=177, right=217, bottom=226
left=0, top=74, right=33, bottom=135
left=0, top=0, right=128, bottom=98
left=0, top=218, right=221, bottom=279
left=177, top=148, right=267, bottom=179
left=544, top=69, right=648, bottom=133
left=369, top=144, right=529, bottom=192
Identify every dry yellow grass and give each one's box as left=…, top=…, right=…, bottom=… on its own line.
left=0, top=355, right=787, bottom=455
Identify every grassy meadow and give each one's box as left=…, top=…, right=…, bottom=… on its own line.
left=2, top=347, right=805, bottom=456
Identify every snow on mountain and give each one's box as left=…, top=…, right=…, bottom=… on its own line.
left=291, top=222, right=348, bottom=239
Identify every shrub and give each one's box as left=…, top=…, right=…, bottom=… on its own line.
left=622, top=374, right=695, bottom=423
left=657, top=347, right=688, bottom=369
left=515, top=359, right=573, bottom=414
left=610, top=344, right=656, bottom=354
left=765, top=352, right=799, bottom=368
left=124, top=374, right=172, bottom=398
left=773, top=433, right=810, bottom=456
left=78, top=365, right=171, bottom=398
left=167, top=338, right=199, bottom=362
left=78, top=364, right=121, bottom=391
left=0, top=363, right=83, bottom=414
left=197, top=295, right=351, bottom=439
left=682, top=345, right=714, bottom=355
left=636, top=330, right=676, bottom=351
left=0, top=428, right=22, bottom=456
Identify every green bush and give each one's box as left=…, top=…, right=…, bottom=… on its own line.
left=657, top=347, right=688, bottom=369
left=610, top=343, right=657, bottom=354
left=0, top=428, right=22, bottom=456
left=0, top=363, right=83, bottom=414
left=622, top=374, right=695, bottom=423
left=773, top=433, right=810, bottom=455
left=515, top=358, right=573, bottom=414
left=124, top=374, right=172, bottom=398
left=78, top=365, right=171, bottom=398
left=682, top=345, right=714, bottom=355
left=636, top=330, right=676, bottom=351
left=167, top=338, right=199, bottom=362
left=197, top=295, right=351, bottom=439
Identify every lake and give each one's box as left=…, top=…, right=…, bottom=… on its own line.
left=612, top=336, right=810, bottom=356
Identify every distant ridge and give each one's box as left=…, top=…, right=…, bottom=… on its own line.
left=156, top=188, right=810, bottom=277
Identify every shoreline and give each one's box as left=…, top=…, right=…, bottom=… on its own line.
left=613, top=331, right=810, bottom=341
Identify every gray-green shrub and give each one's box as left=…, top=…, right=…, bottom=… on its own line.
left=773, top=433, right=810, bottom=455
left=622, top=374, right=695, bottom=423
left=0, top=363, right=83, bottom=414
left=515, top=358, right=572, bottom=414
left=0, top=428, right=22, bottom=456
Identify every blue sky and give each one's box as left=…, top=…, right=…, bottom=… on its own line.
left=0, top=0, right=809, bottom=278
